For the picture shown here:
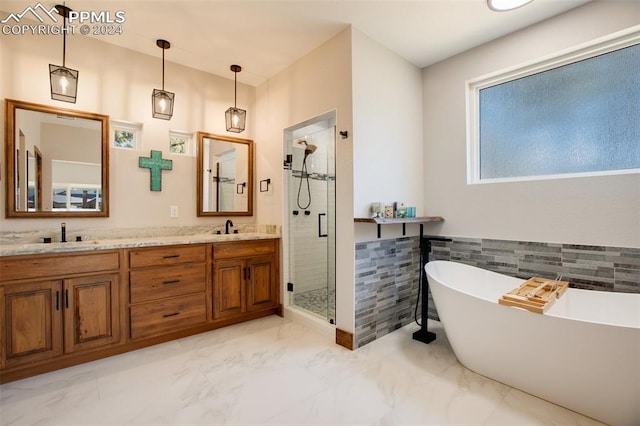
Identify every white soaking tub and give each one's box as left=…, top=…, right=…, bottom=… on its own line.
left=426, top=260, right=640, bottom=425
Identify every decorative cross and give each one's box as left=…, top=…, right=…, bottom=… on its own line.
left=139, top=150, right=173, bottom=191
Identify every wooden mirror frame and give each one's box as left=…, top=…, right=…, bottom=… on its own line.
left=196, top=131, right=254, bottom=217
left=4, top=99, right=110, bottom=218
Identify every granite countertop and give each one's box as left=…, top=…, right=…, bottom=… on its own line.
left=0, top=232, right=279, bottom=257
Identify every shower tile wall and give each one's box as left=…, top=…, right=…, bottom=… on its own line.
left=354, top=236, right=640, bottom=348
left=218, top=153, right=236, bottom=211
left=289, top=176, right=328, bottom=295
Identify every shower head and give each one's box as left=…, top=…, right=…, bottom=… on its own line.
left=304, top=144, right=317, bottom=155
left=295, top=138, right=317, bottom=156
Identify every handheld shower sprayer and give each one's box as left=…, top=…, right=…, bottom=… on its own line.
left=296, top=139, right=317, bottom=157
left=294, top=138, right=318, bottom=209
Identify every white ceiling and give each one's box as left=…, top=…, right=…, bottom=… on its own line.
left=0, top=0, right=591, bottom=86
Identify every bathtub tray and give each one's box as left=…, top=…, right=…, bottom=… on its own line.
left=498, top=277, right=569, bottom=314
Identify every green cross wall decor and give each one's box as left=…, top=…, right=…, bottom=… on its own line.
left=139, top=150, right=173, bottom=191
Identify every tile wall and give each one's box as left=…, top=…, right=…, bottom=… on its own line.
left=431, top=238, right=640, bottom=292
left=354, top=235, right=640, bottom=348
left=288, top=171, right=333, bottom=295
left=355, top=237, right=421, bottom=348
left=287, top=168, right=336, bottom=322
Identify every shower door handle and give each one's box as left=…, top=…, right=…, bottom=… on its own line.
left=318, top=213, right=328, bottom=238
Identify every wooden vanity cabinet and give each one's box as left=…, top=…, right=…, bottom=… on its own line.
left=0, top=251, right=122, bottom=374
left=213, top=239, right=279, bottom=320
left=0, top=238, right=281, bottom=383
left=127, top=244, right=209, bottom=341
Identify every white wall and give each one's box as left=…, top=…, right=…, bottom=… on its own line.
left=0, top=26, right=255, bottom=232
left=255, top=29, right=354, bottom=333
left=423, top=1, right=640, bottom=248
left=352, top=29, right=424, bottom=217
left=351, top=29, right=427, bottom=243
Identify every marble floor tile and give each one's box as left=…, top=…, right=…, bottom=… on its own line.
left=0, top=316, right=604, bottom=425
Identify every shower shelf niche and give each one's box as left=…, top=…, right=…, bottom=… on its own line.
left=354, top=216, right=444, bottom=239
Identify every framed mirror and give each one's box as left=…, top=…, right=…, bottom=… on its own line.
left=197, top=132, right=254, bottom=216
left=5, top=99, right=109, bottom=217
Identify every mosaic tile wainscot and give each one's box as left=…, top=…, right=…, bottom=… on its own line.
left=354, top=236, right=640, bottom=348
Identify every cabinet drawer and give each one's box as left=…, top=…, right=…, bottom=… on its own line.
left=130, top=293, right=207, bottom=340
left=129, top=245, right=207, bottom=269
left=0, top=251, right=120, bottom=282
left=129, top=264, right=206, bottom=303
left=213, top=239, right=276, bottom=260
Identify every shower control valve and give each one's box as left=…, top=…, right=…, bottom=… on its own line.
left=283, top=154, right=293, bottom=170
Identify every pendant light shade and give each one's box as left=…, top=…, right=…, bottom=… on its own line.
left=225, top=107, right=246, bottom=133
left=49, top=4, right=78, bottom=103
left=50, top=65, right=79, bottom=103
left=225, top=65, right=246, bottom=133
left=152, top=39, right=175, bottom=120
left=152, top=88, right=175, bottom=120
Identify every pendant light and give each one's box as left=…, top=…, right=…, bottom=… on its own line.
left=152, top=39, right=175, bottom=120
left=49, top=4, right=78, bottom=103
left=225, top=65, right=246, bottom=133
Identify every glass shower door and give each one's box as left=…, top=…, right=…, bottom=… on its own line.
left=287, top=126, right=336, bottom=323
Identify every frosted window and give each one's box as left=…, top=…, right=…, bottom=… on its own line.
left=479, top=43, right=640, bottom=180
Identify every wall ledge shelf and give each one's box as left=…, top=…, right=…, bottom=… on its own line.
left=354, top=216, right=444, bottom=238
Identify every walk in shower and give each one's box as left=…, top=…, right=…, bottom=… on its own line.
left=284, top=113, right=336, bottom=323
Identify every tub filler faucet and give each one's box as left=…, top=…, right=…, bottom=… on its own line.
left=413, top=233, right=452, bottom=345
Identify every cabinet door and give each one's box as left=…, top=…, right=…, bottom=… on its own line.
left=1, top=280, right=63, bottom=369
left=247, top=256, right=277, bottom=312
left=213, top=259, right=246, bottom=319
left=63, top=274, right=120, bottom=354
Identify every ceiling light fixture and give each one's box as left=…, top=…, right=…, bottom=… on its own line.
left=225, top=65, right=246, bottom=133
left=487, top=0, right=533, bottom=11
left=152, top=39, right=175, bottom=120
left=49, top=4, right=78, bottom=103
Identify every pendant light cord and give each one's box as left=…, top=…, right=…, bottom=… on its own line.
left=234, top=70, right=237, bottom=108
left=62, top=10, right=67, bottom=67
left=161, top=47, right=165, bottom=90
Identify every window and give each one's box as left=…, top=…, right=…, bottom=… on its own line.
left=467, top=28, right=640, bottom=183
left=112, top=120, right=142, bottom=150
left=51, top=160, right=101, bottom=211
left=169, top=130, right=193, bottom=155
left=114, top=129, right=135, bottom=149
left=52, top=186, right=102, bottom=211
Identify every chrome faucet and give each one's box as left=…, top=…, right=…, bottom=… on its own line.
left=225, top=219, right=234, bottom=234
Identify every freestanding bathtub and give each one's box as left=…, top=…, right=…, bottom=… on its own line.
left=426, top=261, right=640, bottom=425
